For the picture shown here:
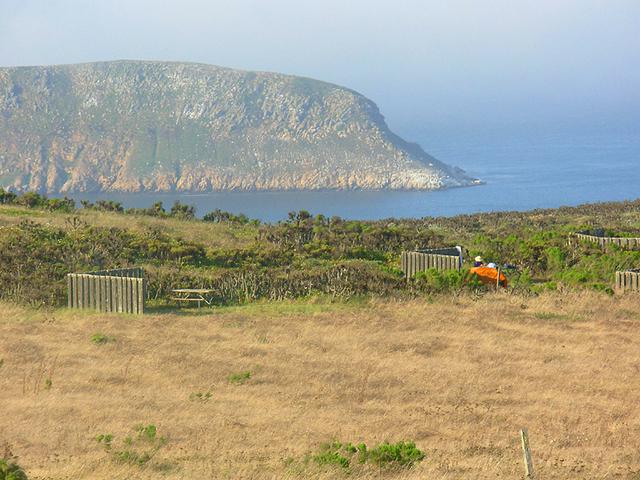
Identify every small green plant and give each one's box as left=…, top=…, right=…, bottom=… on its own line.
left=228, top=371, right=252, bottom=384
left=312, top=442, right=351, bottom=470
left=309, top=440, right=424, bottom=472
left=95, top=433, right=113, bottom=450
left=43, top=378, right=52, bottom=390
left=0, top=458, right=28, bottom=480
left=95, top=425, right=167, bottom=467
left=367, top=441, right=425, bottom=468
left=91, top=333, right=113, bottom=345
left=189, top=391, right=212, bottom=402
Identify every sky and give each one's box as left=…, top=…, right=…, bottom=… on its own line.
left=0, top=0, right=638, bottom=138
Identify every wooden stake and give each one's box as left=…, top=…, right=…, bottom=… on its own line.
left=520, top=428, right=535, bottom=479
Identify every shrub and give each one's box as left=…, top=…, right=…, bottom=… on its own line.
left=544, top=246, right=566, bottom=273
left=0, top=458, right=27, bottom=480
left=228, top=371, right=252, bottom=384
left=413, top=268, right=465, bottom=293
left=169, top=201, right=195, bottom=220
left=91, top=333, right=113, bottom=345
left=125, top=201, right=167, bottom=217
left=309, top=440, right=424, bottom=471
left=95, top=433, right=113, bottom=450
left=0, top=188, right=17, bottom=205
left=15, top=192, right=47, bottom=209
left=203, top=209, right=256, bottom=225
left=367, top=441, right=425, bottom=468
left=96, top=424, right=167, bottom=467
left=189, top=391, right=212, bottom=402
left=45, top=197, right=76, bottom=213
left=83, top=200, right=124, bottom=213
left=508, top=268, right=534, bottom=291
left=312, top=442, right=350, bottom=470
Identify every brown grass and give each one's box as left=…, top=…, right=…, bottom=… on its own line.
left=1, top=292, right=640, bottom=479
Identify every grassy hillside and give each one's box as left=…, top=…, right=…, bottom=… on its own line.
left=2, top=192, right=640, bottom=307
left=2, top=293, right=640, bottom=479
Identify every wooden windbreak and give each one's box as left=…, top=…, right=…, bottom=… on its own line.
left=615, top=270, right=640, bottom=292
left=576, top=232, right=640, bottom=249
left=67, top=268, right=146, bottom=314
left=401, top=247, right=462, bottom=279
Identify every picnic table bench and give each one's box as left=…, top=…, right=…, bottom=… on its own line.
left=171, top=289, right=216, bottom=308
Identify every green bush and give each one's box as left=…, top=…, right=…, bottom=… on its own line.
left=309, top=440, right=424, bottom=471
left=169, top=201, right=195, bottom=220
left=508, top=268, right=534, bottom=291
left=228, top=371, right=252, bottom=384
left=312, top=442, right=351, bottom=470
left=0, top=188, right=17, bottom=205
left=413, top=268, right=466, bottom=293
left=367, top=441, right=425, bottom=468
left=96, top=424, right=167, bottom=467
left=91, top=333, right=113, bottom=345
left=189, top=391, right=212, bottom=402
left=81, top=200, right=124, bottom=213
left=0, top=459, right=27, bottom=480
left=203, top=209, right=256, bottom=225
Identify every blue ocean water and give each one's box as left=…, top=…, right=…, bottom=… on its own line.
left=69, top=131, right=640, bottom=222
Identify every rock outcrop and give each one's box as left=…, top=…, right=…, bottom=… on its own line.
left=0, top=60, right=475, bottom=193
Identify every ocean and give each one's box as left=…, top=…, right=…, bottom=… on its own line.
left=68, top=130, right=640, bottom=222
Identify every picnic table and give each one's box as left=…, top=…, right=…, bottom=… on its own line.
left=171, top=289, right=216, bottom=308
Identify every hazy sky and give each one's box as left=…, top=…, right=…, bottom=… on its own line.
left=0, top=0, right=638, bottom=137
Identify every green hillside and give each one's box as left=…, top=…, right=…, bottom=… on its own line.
left=0, top=61, right=474, bottom=193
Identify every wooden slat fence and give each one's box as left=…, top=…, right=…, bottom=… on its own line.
left=615, top=270, right=640, bottom=292
left=576, top=232, right=640, bottom=249
left=87, top=267, right=145, bottom=278
left=401, top=247, right=463, bottom=279
left=67, top=268, right=146, bottom=314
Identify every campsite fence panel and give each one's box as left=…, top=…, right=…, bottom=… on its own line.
left=67, top=269, right=145, bottom=314
left=576, top=233, right=640, bottom=249
left=401, top=250, right=462, bottom=279
left=616, top=270, right=640, bottom=292
left=88, top=267, right=144, bottom=278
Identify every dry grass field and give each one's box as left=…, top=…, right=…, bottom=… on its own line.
left=2, top=292, right=640, bottom=479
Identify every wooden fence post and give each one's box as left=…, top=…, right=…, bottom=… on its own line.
left=139, top=278, right=145, bottom=314
left=520, top=428, right=535, bottom=479
left=73, top=274, right=80, bottom=308
left=67, top=274, right=72, bottom=308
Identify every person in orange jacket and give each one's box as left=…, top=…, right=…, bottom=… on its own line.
left=470, top=261, right=508, bottom=288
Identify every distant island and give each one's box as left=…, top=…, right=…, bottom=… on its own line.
left=0, top=60, right=476, bottom=193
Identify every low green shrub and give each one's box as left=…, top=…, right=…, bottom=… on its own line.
left=0, top=458, right=27, bottom=480
left=309, top=440, right=424, bottom=471
left=91, top=333, right=113, bottom=345
left=312, top=442, right=351, bottom=470
left=189, top=391, right=212, bottom=402
left=96, top=424, right=167, bottom=467
left=413, top=268, right=470, bottom=293
left=228, top=371, right=252, bottom=384
left=203, top=209, right=258, bottom=225
left=367, top=441, right=425, bottom=468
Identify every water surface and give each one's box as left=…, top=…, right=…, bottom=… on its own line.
left=69, top=131, right=640, bottom=222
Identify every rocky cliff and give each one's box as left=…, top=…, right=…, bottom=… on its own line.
left=0, top=60, right=475, bottom=193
